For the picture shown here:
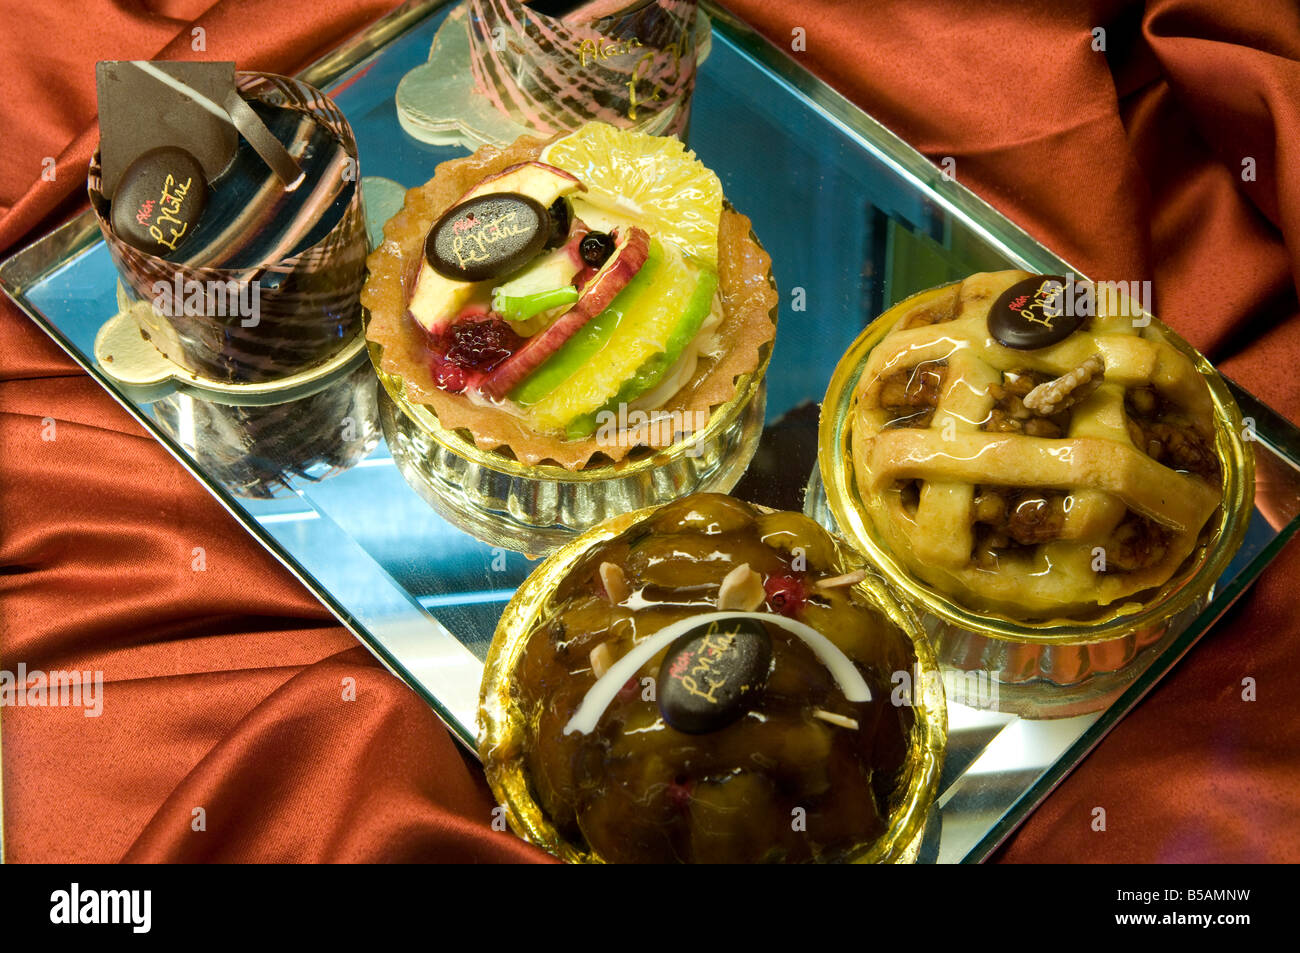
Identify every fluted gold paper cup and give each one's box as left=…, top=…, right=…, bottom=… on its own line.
left=816, top=279, right=1254, bottom=716
left=478, top=497, right=947, bottom=864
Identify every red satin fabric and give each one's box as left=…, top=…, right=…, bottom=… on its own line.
left=1, top=0, right=1297, bottom=862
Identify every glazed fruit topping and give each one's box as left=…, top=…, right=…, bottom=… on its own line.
left=480, top=226, right=651, bottom=401
left=545, top=197, right=572, bottom=248
left=542, top=122, right=723, bottom=265
left=518, top=494, right=917, bottom=864
left=763, top=573, right=808, bottom=617
left=444, top=317, right=523, bottom=372
left=580, top=231, right=615, bottom=267
left=431, top=361, right=468, bottom=393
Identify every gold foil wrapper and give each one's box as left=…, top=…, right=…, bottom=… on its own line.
left=816, top=282, right=1255, bottom=714
left=478, top=502, right=948, bottom=863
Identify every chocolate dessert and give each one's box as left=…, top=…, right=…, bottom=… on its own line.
left=88, top=64, right=368, bottom=383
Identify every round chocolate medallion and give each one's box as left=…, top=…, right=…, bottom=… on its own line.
left=425, top=192, right=550, bottom=282
left=110, top=146, right=208, bottom=256
left=988, top=274, right=1082, bottom=350
left=657, top=617, right=773, bottom=735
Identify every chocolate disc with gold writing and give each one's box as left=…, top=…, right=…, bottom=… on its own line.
left=425, top=191, right=550, bottom=282
left=657, top=617, right=773, bottom=735
left=988, top=274, right=1082, bottom=350
left=110, top=146, right=208, bottom=257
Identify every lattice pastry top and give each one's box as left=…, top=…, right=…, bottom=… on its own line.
left=851, top=271, right=1223, bottom=618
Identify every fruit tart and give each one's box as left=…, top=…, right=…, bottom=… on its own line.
left=479, top=493, right=946, bottom=864
left=363, top=122, right=777, bottom=471
left=820, top=271, right=1253, bottom=629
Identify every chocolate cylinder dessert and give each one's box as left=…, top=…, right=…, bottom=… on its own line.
left=88, top=66, right=368, bottom=383
left=397, top=0, right=710, bottom=149
left=480, top=494, right=947, bottom=863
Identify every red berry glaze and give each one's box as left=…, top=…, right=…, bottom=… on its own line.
left=763, top=573, right=807, bottom=618
left=444, top=317, right=523, bottom=372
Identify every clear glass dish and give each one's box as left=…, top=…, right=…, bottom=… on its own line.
left=367, top=219, right=777, bottom=554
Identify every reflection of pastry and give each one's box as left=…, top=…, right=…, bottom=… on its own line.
left=847, top=271, right=1232, bottom=619
left=480, top=494, right=945, bottom=863
left=466, top=0, right=702, bottom=138
left=152, top=360, right=379, bottom=499
left=363, top=122, right=776, bottom=470
left=396, top=2, right=710, bottom=149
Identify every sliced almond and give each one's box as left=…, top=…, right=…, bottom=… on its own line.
left=589, top=642, right=614, bottom=680
left=814, top=569, right=867, bottom=590
left=812, top=709, right=860, bottom=731
left=599, top=561, right=629, bottom=604
left=717, top=563, right=766, bottom=612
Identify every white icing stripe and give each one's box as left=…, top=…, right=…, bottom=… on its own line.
left=561, top=611, right=872, bottom=736
left=132, top=62, right=235, bottom=125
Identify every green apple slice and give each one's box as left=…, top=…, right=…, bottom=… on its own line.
left=525, top=243, right=716, bottom=436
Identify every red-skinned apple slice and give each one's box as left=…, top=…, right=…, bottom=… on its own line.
left=479, top=225, right=651, bottom=400
left=407, top=162, right=586, bottom=337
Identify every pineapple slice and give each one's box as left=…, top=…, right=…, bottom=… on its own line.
left=541, top=122, right=722, bottom=266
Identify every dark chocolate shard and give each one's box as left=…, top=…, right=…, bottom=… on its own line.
left=95, top=60, right=239, bottom=198
left=222, top=88, right=304, bottom=188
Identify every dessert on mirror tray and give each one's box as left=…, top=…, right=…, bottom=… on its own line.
left=363, top=121, right=777, bottom=470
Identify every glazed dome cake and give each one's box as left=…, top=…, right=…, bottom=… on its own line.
left=480, top=494, right=945, bottom=864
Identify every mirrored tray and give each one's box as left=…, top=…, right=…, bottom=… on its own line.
left=4, top=0, right=1299, bottom=863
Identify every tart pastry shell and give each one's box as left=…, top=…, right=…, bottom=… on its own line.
left=361, top=134, right=778, bottom=471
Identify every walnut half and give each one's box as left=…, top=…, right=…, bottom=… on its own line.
left=1022, top=354, right=1105, bottom=416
